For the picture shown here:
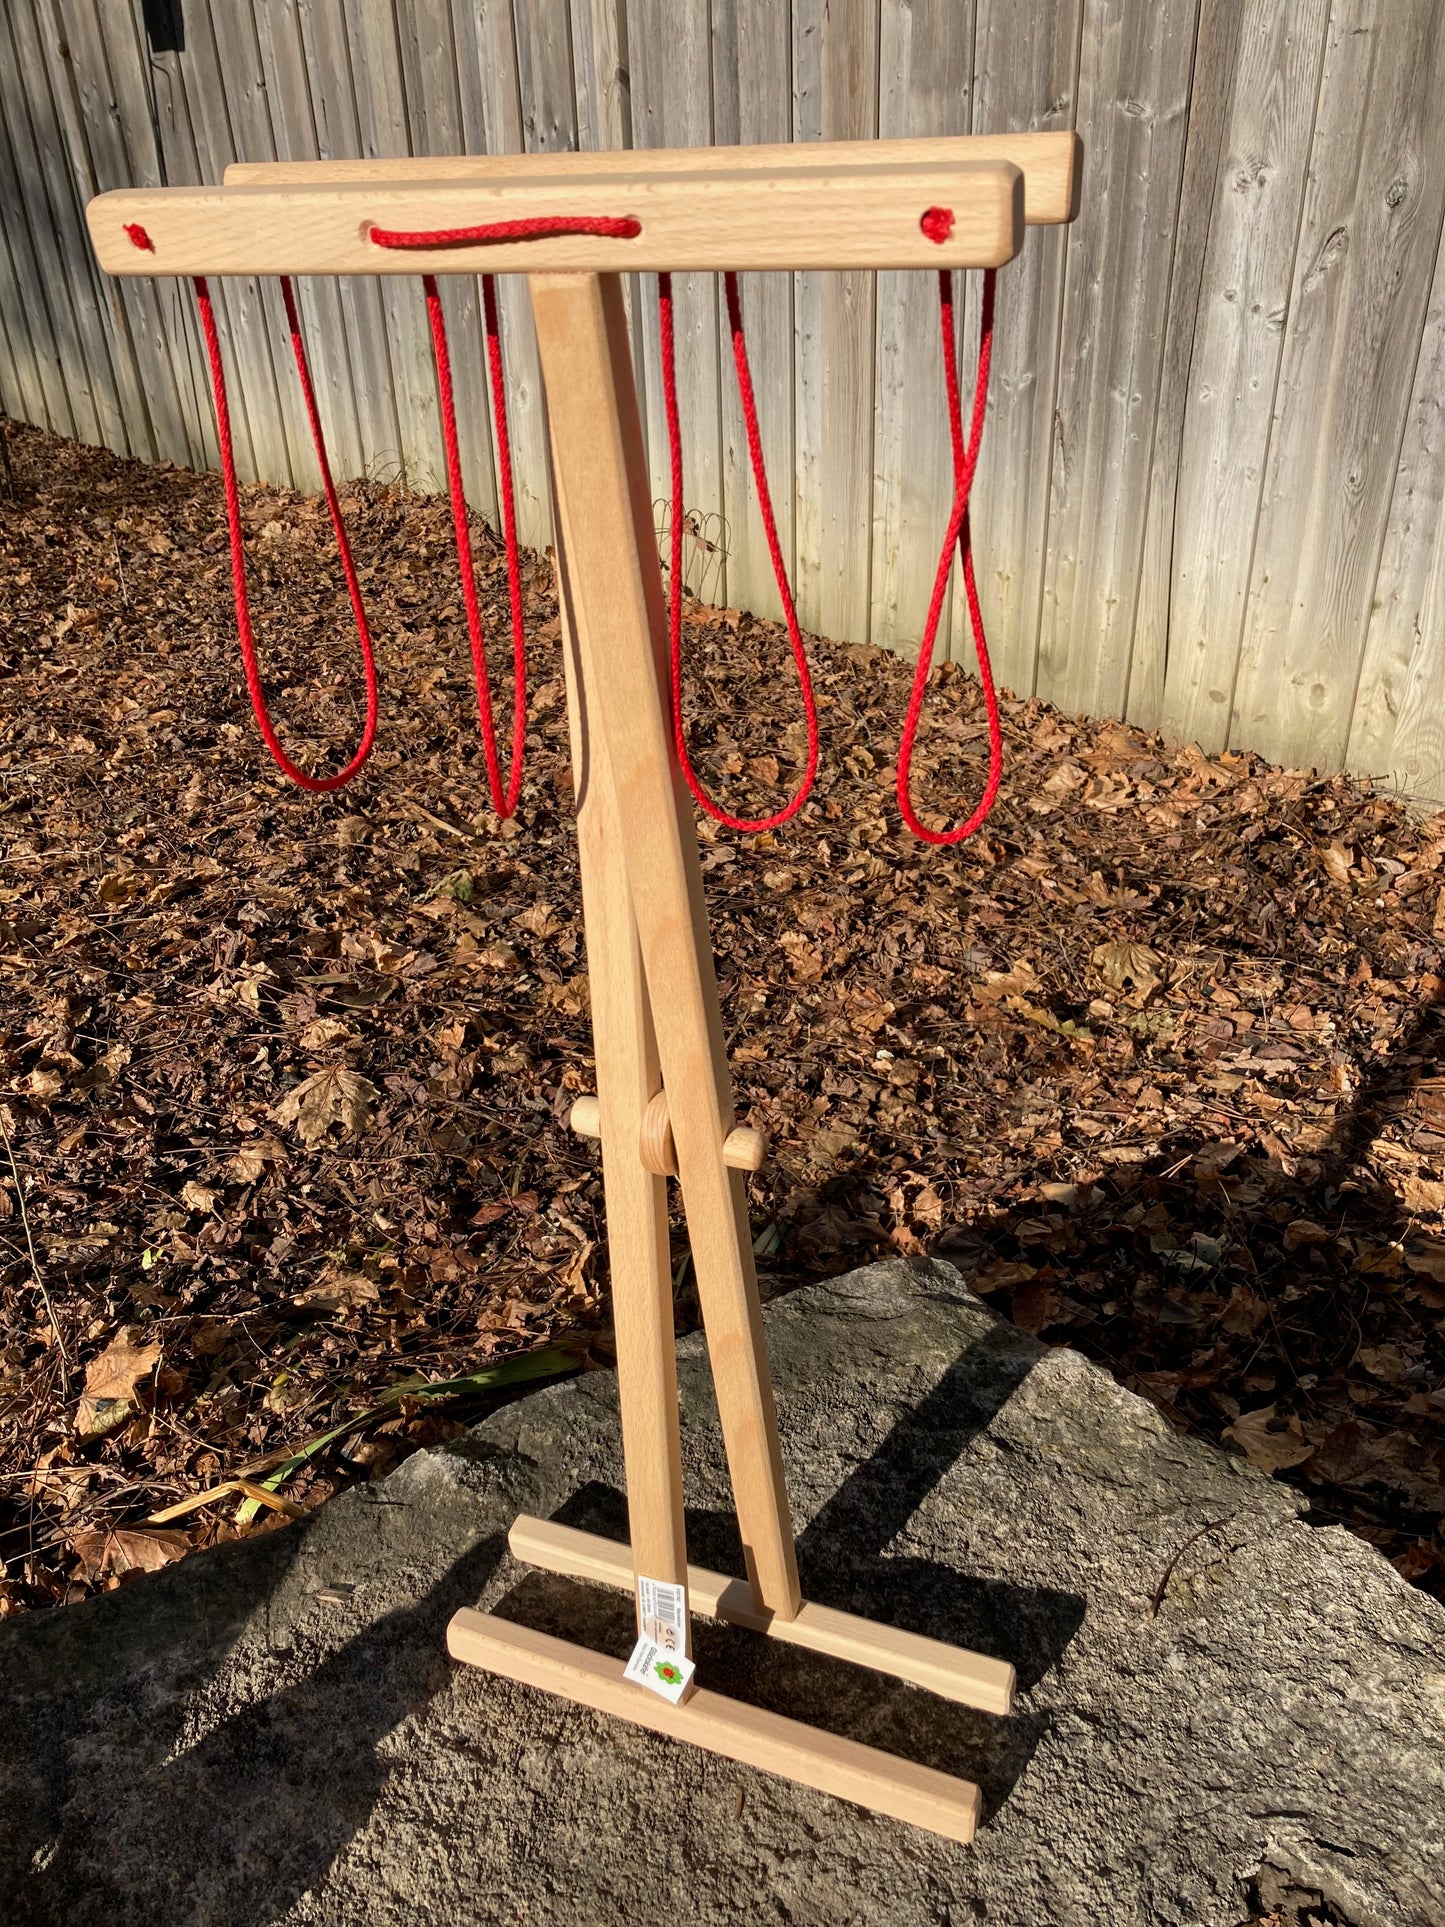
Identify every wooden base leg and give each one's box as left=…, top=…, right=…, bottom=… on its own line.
left=447, top=1609, right=981, bottom=1845
left=508, top=1516, right=1015, bottom=1716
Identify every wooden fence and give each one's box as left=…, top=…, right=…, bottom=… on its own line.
left=3, top=0, right=1445, bottom=803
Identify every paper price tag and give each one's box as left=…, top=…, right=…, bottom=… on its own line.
left=624, top=1634, right=696, bottom=1705
left=636, top=1574, right=688, bottom=1654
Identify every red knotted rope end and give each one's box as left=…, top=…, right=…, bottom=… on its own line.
left=920, top=206, right=955, bottom=246
left=123, top=222, right=154, bottom=252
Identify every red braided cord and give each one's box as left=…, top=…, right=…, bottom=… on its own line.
left=370, top=215, right=639, bottom=250
left=895, top=268, right=1000, bottom=846
left=421, top=274, right=527, bottom=819
left=192, top=275, right=378, bottom=793
left=659, top=272, right=818, bottom=833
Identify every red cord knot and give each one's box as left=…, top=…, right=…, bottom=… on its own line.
left=920, top=206, right=955, bottom=245
left=368, top=214, right=641, bottom=250
left=123, top=222, right=154, bottom=251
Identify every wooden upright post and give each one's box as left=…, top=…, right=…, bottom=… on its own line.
left=531, top=269, right=801, bottom=1621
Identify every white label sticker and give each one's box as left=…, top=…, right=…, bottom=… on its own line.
left=636, top=1574, right=688, bottom=1654
left=624, top=1635, right=696, bottom=1704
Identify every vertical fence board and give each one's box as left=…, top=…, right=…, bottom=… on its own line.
left=296, top=1, right=407, bottom=487
left=711, top=0, right=794, bottom=624
left=0, top=3, right=93, bottom=442
left=964, top=0, right=1082, bottom=696
left=628, top=0, right=722, bottom=601
left=792, top=0, right=879, bottom=646
left=869, top=0, right=972, bottom=663
left=395, top=0, right=498, bottom=523
left=345, top=0, right=444, bottom=496
left=251, top=0, right=367, bottom=490
left=1347, top=219, right=1445, bottom=801
left=568, top=0, right=646, bottom=444
left=1036, top=0, right=1201, bottom=723
left=51, top=0, right=192, bottom=466
left=1232, top=0, right=1445, bottom=775
left=104, top=1, right=215, bottom=471
left=458, top=0, right=552, bottom=551
left=1137, top=0, right=1329, bottom=750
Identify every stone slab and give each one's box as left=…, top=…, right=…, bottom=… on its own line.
left=1, top=1258, right=1441, bottom=1926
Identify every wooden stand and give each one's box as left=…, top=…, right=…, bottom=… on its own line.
left=88, top=134, right=1081, bottom=1845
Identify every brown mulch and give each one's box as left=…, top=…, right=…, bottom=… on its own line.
left=1, top=418, right=1443, bottom=1614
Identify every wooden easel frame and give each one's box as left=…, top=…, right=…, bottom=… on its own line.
left=88, top=134, right=1081, bottom=1844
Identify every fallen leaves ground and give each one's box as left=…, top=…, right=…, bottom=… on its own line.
left=2, top=421, right=1443, bottom=1614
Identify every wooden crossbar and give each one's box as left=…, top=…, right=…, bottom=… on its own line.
left=224, top=130, right=1081, bottom=228
left=448, top=1610, right=982, bottom=1844
left=87, top=161, right=1023, bottom=277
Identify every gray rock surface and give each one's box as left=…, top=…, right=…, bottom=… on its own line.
left=1, top=1257, right=1441, bottom=1927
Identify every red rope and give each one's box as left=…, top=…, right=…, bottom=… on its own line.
left=192, top=274, right=378, bottom=793
left=659, top=272, right=818, bottom=833
left=370, top=215, right=639, bottom=250
left=123, top=221, right=154, bottom=252
left=421, top=273, right=527, bottom=819
left=895, top=268, right=1000, bottom=846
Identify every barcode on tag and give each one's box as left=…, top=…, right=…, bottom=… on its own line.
left=636, top=1574, right=688, bottom=1654
left=624, top=1634, right=696, bottom=1705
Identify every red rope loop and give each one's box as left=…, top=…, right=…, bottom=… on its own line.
left=422, top=273, right=528, bottom=819
left=659, top=271, right=818, bottom=834
left=895, top=268, right=1001, bottom=846
left=370, top=215, right=640, bottom=251
left=193, top=275, right=378, bottom=793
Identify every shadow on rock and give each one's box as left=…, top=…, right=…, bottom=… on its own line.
left=510, top=1321, right=1082, bottom=1822
left=2, top=1528, right=508, bottom=1927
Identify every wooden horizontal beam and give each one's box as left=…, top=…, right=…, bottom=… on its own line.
left=508, top=1515, right=1016, bottom=1717
left=225, top=131, right=1081, bottom=228
left=447, top=1608, right=982, bottom=1843
left=88, top=162, right=1022, bottom=277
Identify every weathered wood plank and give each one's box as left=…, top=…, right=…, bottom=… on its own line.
left=627, top=0, right=722, bottom=602
left=50, top=0, right=195, bottom=466
left=141, top=5, right=269, bottom=485
left=567, top=0, right=646, bottom=446
left=344, top=0, right=444, bottom=497
left=295, top=0, right=407, bottom=489
left=462, top=0, right=553, bottom=551
left=394, top=0, right=498, bottom=523
left=870, top=0, right=973, bottom=661
left=1036, top=0, right=1201, bottom=722
left=103, top=0, right=214, bottom=471
left=711, top=0, right=795, bottom=625
left=250, top=0, right=367, bottom=491
left=962, top=0, right=1083, bottom=692
left=1231, top=0, right=1445, bottom=775
left=1346, top=215, right=1445, bottom=802
left=792, top=0, right=880, bottom=645
left=31, top=0, right=158, bottom=462
left=1132, top=0, right=1330, bottom=748
left=0, top=30, right=63, bottom=433
left=0, top=1, right=94, bottom=443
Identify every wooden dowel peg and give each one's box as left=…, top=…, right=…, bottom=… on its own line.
left=570, top=1093, right=767, bottom=1176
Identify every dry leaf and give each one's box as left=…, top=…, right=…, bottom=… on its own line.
left=272, top=1065, right=380, bottom=1146
left=291, top=1272, right=381, bottom=1312
left=180, top=1180, right=219, bottom=1215
left=1320, top=842, right=1355, bottom=886
left=75, top=1326, right=164, bottom=1439
left=1091, top=940, right=1161, bottom=994
left=69, top=1527, right=188, bottom=1581
left=1223, top=1405, right=1315, bottom=1473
